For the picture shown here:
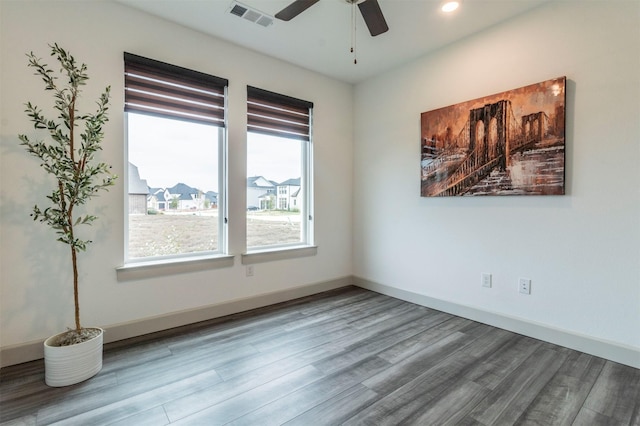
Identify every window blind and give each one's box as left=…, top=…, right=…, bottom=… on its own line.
left=124, top=53, right=228, bottom=126
left=247, top=86, right=313, bottom=141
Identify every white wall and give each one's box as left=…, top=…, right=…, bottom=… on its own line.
left=353, top=1, right=639, bottom=363
left=0, top=1, right=353, bottom=361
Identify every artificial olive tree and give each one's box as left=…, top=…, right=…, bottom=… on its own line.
left=18, top=44, right=116, bottom=340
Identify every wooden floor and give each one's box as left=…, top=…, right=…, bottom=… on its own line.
left=1, top=286, right=639, bottom=425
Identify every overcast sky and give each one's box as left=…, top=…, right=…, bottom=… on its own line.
left=128, top=113, right=301, bottom=193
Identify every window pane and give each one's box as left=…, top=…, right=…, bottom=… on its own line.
left=127, top=112, right=220, bottom=259
left=247, top=133, right=303, bottom=248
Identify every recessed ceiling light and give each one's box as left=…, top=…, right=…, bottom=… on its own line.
left=441, top=1, right=460, bottom=13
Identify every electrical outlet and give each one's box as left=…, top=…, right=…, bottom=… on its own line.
left=519, top=278, right=531, bottom=294
left=246, top=265, right=254, bottom=277
left=481, top=273, right=492, bottom=288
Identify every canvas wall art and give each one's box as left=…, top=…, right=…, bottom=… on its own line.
left=420, top=76, right=566, bottom=197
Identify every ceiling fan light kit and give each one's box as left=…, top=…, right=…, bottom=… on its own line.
left=441, top=1, right=461, bottom=13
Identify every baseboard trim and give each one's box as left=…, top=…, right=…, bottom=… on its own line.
left=353, top=277, right=640, bottom=369
left=0, top=276, right=352, bottom=368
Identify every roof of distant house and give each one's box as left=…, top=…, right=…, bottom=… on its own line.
left=168, top=182, right=199, bottom=194
left=279, top=178, right=301, bottom=186
left=147, top=186, right=217, bottom=203
left=128, top=163, right=149, bottom=195
left=205, top=191, right=218, bottom=202
left=248, top=176, right=275, bottom=188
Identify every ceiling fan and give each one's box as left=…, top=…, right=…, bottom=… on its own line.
left=275, top=0, right=389, bottom=37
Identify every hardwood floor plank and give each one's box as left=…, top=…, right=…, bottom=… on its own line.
left=572, top=406, right=625, bottom=426
left=468, top=345, right=569, bottom=425
left=400, top=380, right=489, bottom=425
left=513, top=351, right=605, bottom=425
left=170, top=309, right=307, bottom=349
left=459, top=320, right=496, bottom=336
left=396, top=331, right=543, bottom=425
left=0, top=414, right=37, bottom=426
left=247, top=310, right=359, bottom=354
left=168, top=341, right=261, bottom=369
left=227, top=356, right=390, bottom=425
left=226, top=315, right=348, bottom=359
left=48, top=369, right=219, bottom=425
left=347, top=329, right=545, bottom=425
left=162, top=350, right=332, bottom=422
left=346, top=347, right=482, bottom=425
left=213, top=341, right=344, bottom=382
left=107, top=347, right=224, bottom=391
left=35, top=369, right=221, bottom=425
left=105, top=406, right=169, bottom=426
left=102, top=341, right=173, bottom=375
left=582, top=361, right=640, bottom=425
left=344, top=328, right=513, bottom=425
left=449, top=417, right=486, bottom=426
left=361, top=331, right=476, bottom=396
left=461, top=332, right=542, bottom=390
left=312, top=307, right=439, bottom=375
left=283, top=384, right=380, bottom=426
left=0, top=361, right=44, bottom=386
left=0, top=372, right=118, bottom=423
left=31, top=339, right=230, bottom=424
left=347, top=299, right=423, bottom=330
left=376, top=316, right=474, bottom=364
left=0, top=368, right=48, bottom=404
left=252, top=321, right=357, bottom=357
left=168, top=365, right=325, bottom=424
left=285, top=294, right=403, bottom=332
left=296, top=287, right=379, bottom=316
left=322, top=304, right=441, bottom=361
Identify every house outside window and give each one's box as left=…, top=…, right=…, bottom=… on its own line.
left=124, top=53, right=228, bottom=261
left=247, top=176, right=275, bottom=211
left=276, top=178, right=300, bottom=211
left=246, top=86, right=313, bottom=249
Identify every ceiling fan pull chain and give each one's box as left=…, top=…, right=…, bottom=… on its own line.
left=351, top=1, right=357, bottom=64
left=274, top=0, right=387, bottom=65
left=350, top=1, right=354, bottom=54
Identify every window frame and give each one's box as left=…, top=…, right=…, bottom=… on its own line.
left=121, top=53, right=230, bottom=270
left=244, top=86, right=316, bottom=259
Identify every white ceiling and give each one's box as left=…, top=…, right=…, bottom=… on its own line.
left=115, top=0, right=550, bottom=84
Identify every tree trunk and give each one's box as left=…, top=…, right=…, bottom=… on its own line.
left=71, top=243, right=81, bottom=331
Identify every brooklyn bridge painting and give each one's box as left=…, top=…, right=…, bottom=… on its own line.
left=420, top=77, right=566, bottom=197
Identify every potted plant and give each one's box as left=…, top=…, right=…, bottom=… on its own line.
left=18, top=43, right=116, bottom=387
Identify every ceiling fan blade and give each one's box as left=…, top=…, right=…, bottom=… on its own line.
left=275, top=0, right=320, bottom=21
left=358, top=0, right=389, bottom=36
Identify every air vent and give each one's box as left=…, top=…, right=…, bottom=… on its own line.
left=228, top=1, right=274, bottom=28
left=230, top=4, right=248, bottom=17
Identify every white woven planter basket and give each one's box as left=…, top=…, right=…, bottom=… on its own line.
left=43, top=328, right=104, bottom=387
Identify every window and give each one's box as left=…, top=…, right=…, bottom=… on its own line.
left=246, top=86, right=313, bottom=250
left=124, top=53, right=228, bottom=262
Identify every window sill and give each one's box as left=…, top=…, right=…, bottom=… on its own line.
left=117, top=254, right=235, bottom=281
left=242, top=245, right=317, bottom=265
